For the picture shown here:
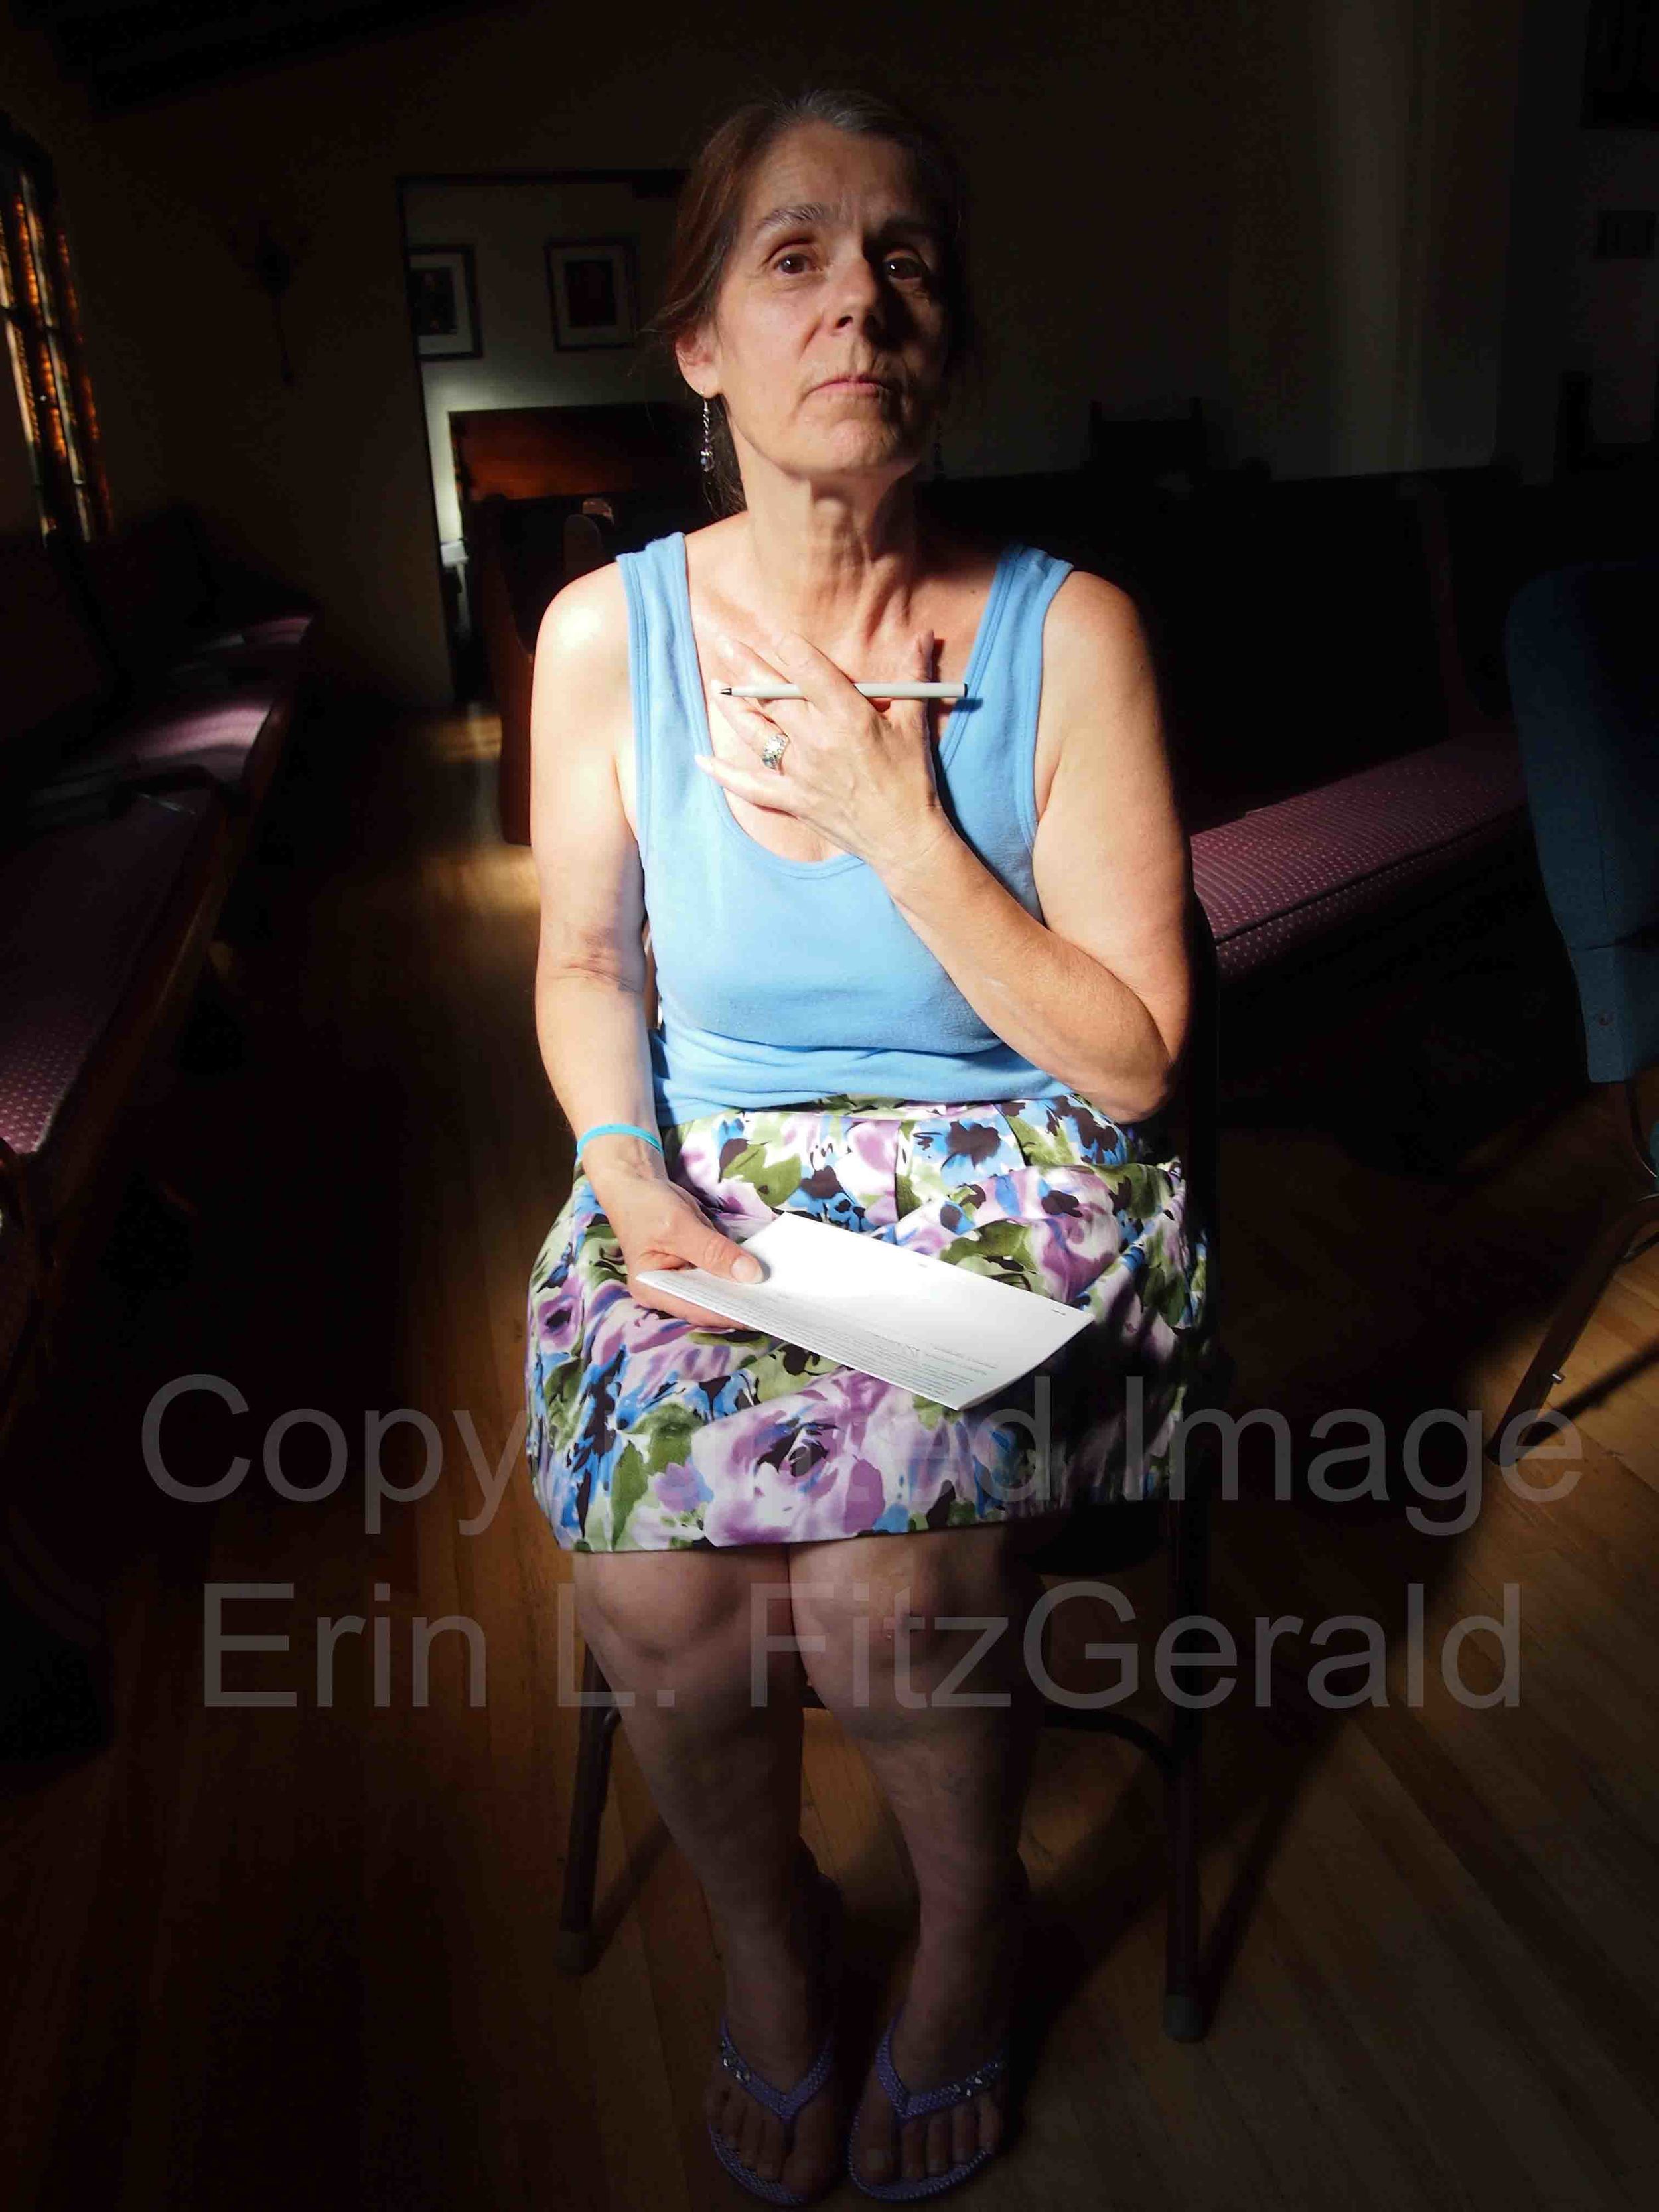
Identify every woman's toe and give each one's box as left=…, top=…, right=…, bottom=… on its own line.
left=872, top=2082, right=1004, bottom=2183
left=751, top=2111, right=783, bottom=2180
left=852, top=2095, right=898, bottom=2184
left=951, top=2098, right=978, bottom=2167
left=979, top=2085, right=1006, bottom=2154
left=713, top=2076, right=836, bottom=2195
left=780, top=2089, right=838, bottom=2195
left=926, top=2110, right=954, bottom=2175
left=738, top=2096, right=766, bottom=2172
left=898, top=2115, right=928, bottom=2182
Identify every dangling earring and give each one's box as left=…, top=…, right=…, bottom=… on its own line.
left=932, top=427, right=945, bottom=479
left=699, top=398, right=715, bottom=473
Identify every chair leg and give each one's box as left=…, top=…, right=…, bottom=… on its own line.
left=555, top=1640, right=625, bottom=1975
left=1486, top=1187, right=1659, bottom=1464
left=1163, top=1477, right=1210, bottom=2040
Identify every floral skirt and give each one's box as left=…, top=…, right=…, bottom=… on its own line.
left=524, top=1092, right=1212, bottom=1552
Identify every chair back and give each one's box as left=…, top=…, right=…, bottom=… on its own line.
left=1504, top=559, right=1659, bottom=1084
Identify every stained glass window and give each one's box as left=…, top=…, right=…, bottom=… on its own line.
left=0, top=112, right=113, bottom=543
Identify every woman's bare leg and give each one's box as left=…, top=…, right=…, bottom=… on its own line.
left=787, top=1518, right=1060, bottom=2189
left=569, top=1546, right=841, bottom=2195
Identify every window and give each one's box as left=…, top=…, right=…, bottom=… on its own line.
left=0, top=110, right=113, bottom=544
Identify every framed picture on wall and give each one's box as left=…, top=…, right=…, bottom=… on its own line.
left=545, top=236, right=638, bottom=350
left=408, top=244, right=482, bottom=360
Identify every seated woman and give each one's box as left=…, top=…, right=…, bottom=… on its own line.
left=523, top=84, right=1210, bottom=2207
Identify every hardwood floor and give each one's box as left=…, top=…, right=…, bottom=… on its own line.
left=3, top=703, right=1655, bottom=2211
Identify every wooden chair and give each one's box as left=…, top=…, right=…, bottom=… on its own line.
left=554, top=886, right=1234, bottom=2043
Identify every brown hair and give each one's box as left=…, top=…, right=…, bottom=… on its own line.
left=638, top=85, right=981, bottom=518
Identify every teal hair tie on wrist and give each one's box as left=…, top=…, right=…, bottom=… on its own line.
left=575, top=1120, right=665, bottom=1164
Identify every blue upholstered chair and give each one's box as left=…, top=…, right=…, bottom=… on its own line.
left=1486, top=559, right=1659, bottom=1464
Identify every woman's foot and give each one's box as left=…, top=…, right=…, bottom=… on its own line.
left=704, top=1848, right=843, bottom=2198
left=849, top=1862, right=1029, bottom=2191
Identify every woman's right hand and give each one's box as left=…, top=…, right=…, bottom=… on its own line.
left=594, top=1171, right=766, bottom=1332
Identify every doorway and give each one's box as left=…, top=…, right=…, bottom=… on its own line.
left=396, top=167, right=687, bottom=702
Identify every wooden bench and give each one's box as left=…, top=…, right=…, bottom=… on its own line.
left=0, top=508, right=319, bottom=1451
left=1190, top=727, right=1529, bottom=986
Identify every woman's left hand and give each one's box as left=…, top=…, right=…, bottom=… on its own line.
left=697, top=624, right=956, bottom=881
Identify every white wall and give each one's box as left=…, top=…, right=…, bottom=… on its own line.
left=405, top=177, right=684, bottom=545
left=1224, top=0, right=1524, bottom=479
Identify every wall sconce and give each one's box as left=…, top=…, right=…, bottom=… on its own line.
left=228, top=212, right=313, bottom=387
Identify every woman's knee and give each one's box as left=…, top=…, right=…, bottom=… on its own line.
left=788, top=1526, right=1031, bottom=1689
left=573, top=1550, right=790, bottom=1674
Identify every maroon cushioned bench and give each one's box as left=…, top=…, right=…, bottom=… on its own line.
left=10, top=517, right=313, bottom=833
left=190, top=612, right=316, bottom=658
left=72, top=502, right=319, bottom=690
left=0, top=786, right=224, bottom=1410
left=43, top=684, right=294, bottom=816
left=0, top=533, right=116, bottom=814
left=1, top=508, right=317, bottom=1453
left=0, top=787, right=222, bottom=1214
left=1189, top=726, right=1530, bottom=984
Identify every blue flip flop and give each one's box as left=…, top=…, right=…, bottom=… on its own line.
left=846, top=1859, right=1030, bottom=2201
left=707, top=1872, right=847, bottom=2207
left=845, top=2003, right=1011, bottom=2201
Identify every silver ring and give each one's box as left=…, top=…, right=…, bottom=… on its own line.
left=760, top=731, right=789, bottom=773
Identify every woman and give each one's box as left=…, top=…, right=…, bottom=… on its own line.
left=524, top=86, right=1208, bottom=2205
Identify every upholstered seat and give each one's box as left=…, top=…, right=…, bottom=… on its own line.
left=1, top=506, right=317, bottom=1483
left=0, top=788, right=222, bottom=1226
left=74, top=502, right=318, bottom=692
left=1190, top=727, right=1529, bottom=983
left=169, top=609, right=319, bottom=677
left=32, top=688, right=291, bottom=813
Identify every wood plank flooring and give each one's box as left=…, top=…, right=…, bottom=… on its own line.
left=2, top=702, right=1655, bottom=2211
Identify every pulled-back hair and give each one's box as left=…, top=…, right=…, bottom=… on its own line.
left=638, top=86, right=981, bottom=518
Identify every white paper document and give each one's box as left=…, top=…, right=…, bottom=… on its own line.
left=634, top=1210, right=1092, bottom=1411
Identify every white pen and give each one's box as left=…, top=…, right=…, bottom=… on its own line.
left=717, top=681, right=967, bottom=701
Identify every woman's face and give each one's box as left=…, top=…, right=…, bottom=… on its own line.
left=680, top=121, right=952, bottom=498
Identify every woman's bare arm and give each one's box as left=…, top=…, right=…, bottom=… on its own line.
left=879, top=573, right=1191, bottom=1124
left=528, top=565, right=764, bottom=1320
left=528, top=564, right=670, bottom=1193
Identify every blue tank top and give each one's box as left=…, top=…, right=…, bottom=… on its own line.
left=618, top=528, right=1080, bottom=1131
